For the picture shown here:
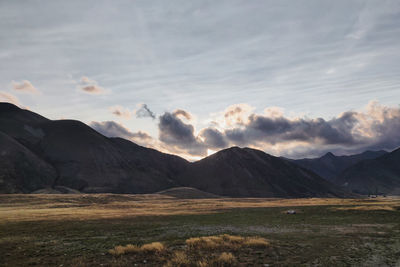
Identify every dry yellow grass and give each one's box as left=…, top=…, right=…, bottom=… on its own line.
left=164, top=251, right=190, bottom=267
left=221, top=234, right=245, bottom=243
left=141, top=242, right=165, bottom=252
left=186, top=236, right=221, bottom=249
left=243, top=237, right=269, bottom=247
left=108, top=244, right=140, bottom=256
left=108, top=242, right=165, bottom=256
left=185, top=234, right=269, bottom=250
left=1, top=194, right=399, bottom=223
left=196, top=260, right=210, bottom=267
left=332, top=205, right=397, bottom=211
left=216, top=252, right=236, bottom=266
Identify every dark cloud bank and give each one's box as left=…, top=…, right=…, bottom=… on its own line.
left=91, top=102, right=400, bottom=159
left=157, top=102, right=400, bottom=158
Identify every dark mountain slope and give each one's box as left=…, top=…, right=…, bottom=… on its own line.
left=0, top=103, right=49, bottom=150
left=0, top=131, right=57, bottom=193
left=336, top=148, right=400, bottom=195
left=291, top=150, right=388, bottom=181
left=0, top=103, right=189, bottom=193
left=177, top=147, right=351, bottom=198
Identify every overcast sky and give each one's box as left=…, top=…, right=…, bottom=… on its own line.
left=1, top=0, right=400, bottom=160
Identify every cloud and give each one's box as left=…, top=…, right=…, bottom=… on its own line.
left=109, top=106, right=132, bottom=119
left=130, top=131, right=153, bottom=141
left=90, top=121, right=135, bottom=139
left=0, top=91, right=22, bottom=106
left=79, top=76, right=105, bottom=94
left=81, top=85, right=104, bottom=94
left=90, top=120, right=153, bottom=146
left=158, top=110, right=206, bottom=156
left=157, top=102, right=400, bottom=158
left=199, top=128, right=228, bottom=149
left=135, top=104, right=156, bottom=119
left=12, top=80, right=39, bottom=94
left=223, top=104, right=254, bottom=127
left=89, top=102, right=400, bottom=160
left=173, top=109, right=191, bottom=120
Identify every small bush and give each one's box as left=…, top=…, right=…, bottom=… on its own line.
left=185, top=234, right=269, bottom=250
left=165, top=251, right=190, bottom=267
left=108, top=242, right=164, bottom=256
left=186, top=236, right=220, bottom=250
left=221, top=234, right=244, bottom=243
left=196, top=260, right=209, bottom=267
left=244, top=237, right=269, bottom=248
left=108, top=245, right=132, bottom=256
left=141, top=242, right=165, bottom=252
left=215, top=252, right=236, bottom=266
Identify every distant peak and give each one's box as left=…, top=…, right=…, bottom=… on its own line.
left=323, top=152, right=335, bottom=158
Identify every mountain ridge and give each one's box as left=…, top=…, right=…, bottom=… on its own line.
left=291, top=150, right=388, bottom=181
left=335, top=148, right=400, bottom=195
left=176, top=147, right=352, bottom=197
left=0, top=102, right=362, bottom=197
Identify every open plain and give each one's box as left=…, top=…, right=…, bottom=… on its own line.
left=1, top=194, right=400, bottom=266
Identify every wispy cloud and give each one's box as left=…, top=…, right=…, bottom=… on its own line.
left=0, top=1, right=399, bottom=157
left=0, top=91, right=21, bottom=106
left=135, top=104, right=156, bottom=119
left=11, top=80, right=39, bottom=94
left=109, top=105, right=132, bottom=119
left=79, top=76, right=106, bottom=95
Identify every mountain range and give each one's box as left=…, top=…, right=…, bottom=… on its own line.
left=0, top=102, right=399, bottom=196
left=291, top=150, right=388, bottom=181
left=335, top=148, right=400, bottom=195
left=291, top=149, right=400, bottom=195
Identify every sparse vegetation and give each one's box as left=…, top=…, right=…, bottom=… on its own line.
left=216, top=252, right=236, bottom=266
left=332, top=205, right=398, bottom=211
left=164, top=251, right=190, bottom=266
left=141, top=242, right=165, bottom=253
left=108, top=242, right=165, bottom=256
left=111, top=235, right=266, bottom=266
left=185, top=234, right=268, bottom=250
left=108, top=244, right=139, bottom=256
left=1, top=194, right=400, bottom=266
left=243, top=236, right=270, bottom=247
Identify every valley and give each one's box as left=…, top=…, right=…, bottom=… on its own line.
left=1, top=194, right=400, bottom=266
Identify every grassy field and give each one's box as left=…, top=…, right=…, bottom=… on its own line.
left=1, top=194, right=400, bottom=266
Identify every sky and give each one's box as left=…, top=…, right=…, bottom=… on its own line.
left=1, top=0, right=400, bottom=160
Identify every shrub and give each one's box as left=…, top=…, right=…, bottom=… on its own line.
left=108, top=242, right=164, bottom=256
left=243, top=237, right=269, bottom=248
left=185, top=234, right=269, bottom=250
left=165, top=251, right=190, bottom=267
left=141, top=242, right=165, bottom=253
left=108, top=245, right=131, bottom=256
left=215, top=252, right=236, bottom=266
left=221, top=234, right=245, bottom=243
